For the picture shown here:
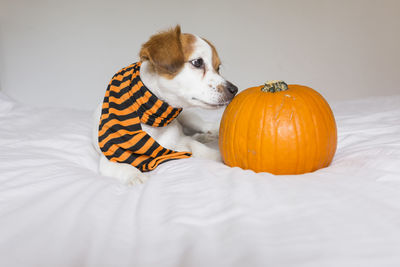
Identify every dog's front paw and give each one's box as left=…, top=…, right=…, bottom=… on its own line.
left=206, top=149, right=222, bottom=162
left=116, top=165, right=149, bottom=186
left=123, top=170, right=149, bottom=186
left=190, top=142, right=222, bottom=162
left=99, top=157, right=149, bottom=186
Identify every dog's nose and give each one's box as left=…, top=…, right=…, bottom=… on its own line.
left=226, top=81, right=238, bottom=95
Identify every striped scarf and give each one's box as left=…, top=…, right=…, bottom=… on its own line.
left=98, top=62, right=192, bottom=172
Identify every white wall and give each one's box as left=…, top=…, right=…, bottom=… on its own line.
left=1, top=0, right=399, bottom=110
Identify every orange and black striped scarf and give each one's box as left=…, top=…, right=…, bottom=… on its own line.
left=98, top=62, right=192, bottom=172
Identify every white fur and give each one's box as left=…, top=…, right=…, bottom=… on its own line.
left=92, top=34, right=235, bottom=185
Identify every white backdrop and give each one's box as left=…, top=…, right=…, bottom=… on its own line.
left=1, top=0, right=399, bottom=110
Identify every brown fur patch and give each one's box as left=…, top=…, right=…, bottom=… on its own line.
left=202, top=38, right=221, bottom=72
left=139, top=25, right=184, bottom=78
left=180, top=33, right=196, bottom=61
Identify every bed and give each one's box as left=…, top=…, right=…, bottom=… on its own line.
left=1, top=91, right=400, bottom=267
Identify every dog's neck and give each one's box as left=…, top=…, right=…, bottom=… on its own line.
left=139, top=61, right=184, bottom=109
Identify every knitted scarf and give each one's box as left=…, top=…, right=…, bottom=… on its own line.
left=98, top=62, right=192, bottom=172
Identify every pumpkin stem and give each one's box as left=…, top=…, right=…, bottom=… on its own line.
left=261, top=80, right=288, bottom=93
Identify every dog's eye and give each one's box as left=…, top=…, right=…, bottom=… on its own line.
left=190, top=58, right=204, bottom=68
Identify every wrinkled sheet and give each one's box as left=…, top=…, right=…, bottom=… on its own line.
left=1, top=91, right=400, bottom=267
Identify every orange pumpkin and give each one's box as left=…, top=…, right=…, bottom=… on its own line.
left=219, top=80, right=337, bottom=175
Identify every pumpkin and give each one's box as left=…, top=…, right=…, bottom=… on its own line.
left=219, top=80, right=337, bottom=175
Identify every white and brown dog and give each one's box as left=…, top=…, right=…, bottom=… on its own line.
left=92, top=25, right=238, bottom=185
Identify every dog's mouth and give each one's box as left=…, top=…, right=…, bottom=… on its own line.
left=192, top=98, right=229, bottom=108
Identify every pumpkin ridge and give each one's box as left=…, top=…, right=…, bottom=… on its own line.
left=301, top=87, right=332, bottom=170
left=306, top=88, right=329, bottom=170
left=302, top=88, right=323, bottom=171
left=244, top=90, right=261, bottom=168
left=230, top=92, right=253, bottom=167
left=307, top=88, right=325, bottom=171
left=283, top=89, right=300, bottom=173
left=275, top=93, right=288, bottom=173
left=291, top=87, right=317, bottom=173
left=308, top=88, right=337, bottom=168
left=241, top=91, right=260, bottom=168
left=223, top=102, right=236, bottom=166
left=289, top=97, right=301, bottom=174
left=273, top=97, right=279, bottom=173
left=258, top=91, right=268, bottom=172
left=219, top=105, right=228, bottom=163
left=310, top=87, right=336, bottom=169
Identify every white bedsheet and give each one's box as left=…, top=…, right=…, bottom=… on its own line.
left=1, top=91, right=400, bottom=267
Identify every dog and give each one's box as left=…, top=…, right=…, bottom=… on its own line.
left=92, top=25, right=238, bottom=185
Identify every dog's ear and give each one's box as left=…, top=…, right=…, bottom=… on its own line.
left=140, top=25, right=184, bottom=76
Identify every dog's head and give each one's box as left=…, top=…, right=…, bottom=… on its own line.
left=139, top=25, right=238, bottom=109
